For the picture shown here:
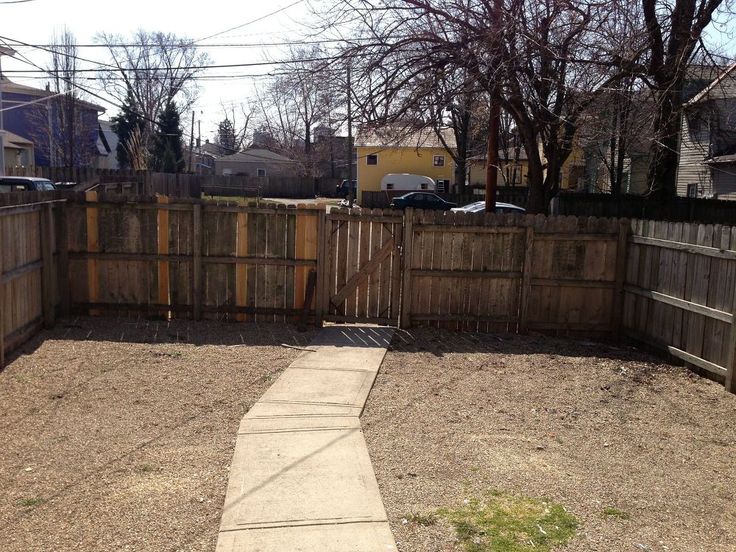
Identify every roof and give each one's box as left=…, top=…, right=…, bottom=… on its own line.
left=1, top=130, right=33, bottom=148
left=218, top=149, right=296, bottom=164
left=685, top=63, right=736, bottom=106
left=355, top=126, right=457, bottom=149
left=0, top=76, right=106, bottom=113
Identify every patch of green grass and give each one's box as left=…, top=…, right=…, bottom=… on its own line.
left=137, top=463, right=156, bottom=474
left=602, top=507, right=631, bottom=520
left=437, top=491, right=578, bottom=552
left=19, top=497, right=45, bottom=508
left=406, top=512, right=438, bottom=526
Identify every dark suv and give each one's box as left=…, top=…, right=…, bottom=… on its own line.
left=390, top=192, right=457, bottom=210
left=336, top=179, right=357, bottom=198
left=0, top=177, right=57, bottom=192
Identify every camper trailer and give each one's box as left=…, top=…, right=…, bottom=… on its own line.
left=380, top=173, right=436, bottom=192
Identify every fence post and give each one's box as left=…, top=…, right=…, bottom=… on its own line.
left=0, top=213, right=4, bottom=369
left=157, top=195, right=170, bottom=318
left=399, top=207, right=414, bottom=329
left=235, top=210, right=248, bottom=322
left=40, top=203, right=55, bottom=328
left=57, top=202, right=70, bottom=316
left=726, top=287, right=736, bottom=394
left=85, top=191, right=100, bottom=316
left=315, top=208, right=327, bottom=326
left=612, top=218, right=630, bottom=341
left=519, top=225, right=535, bottom=333
left=192, top=203, right=203, bottom=321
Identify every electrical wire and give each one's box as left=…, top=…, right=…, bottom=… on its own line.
left=195, top=0, right=307, bottom=43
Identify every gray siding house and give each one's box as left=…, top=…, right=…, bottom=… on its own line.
left=676, top=64, right=736, bottom=200
left=214, top=149, right=299, bottom=177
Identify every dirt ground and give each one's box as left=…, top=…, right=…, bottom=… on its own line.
left=362, top=329, right=736, bottom=552
left=0, top=316, right=314, bottom=552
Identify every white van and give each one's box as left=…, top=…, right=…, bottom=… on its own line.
left=380, top=173, right=436, bottom=192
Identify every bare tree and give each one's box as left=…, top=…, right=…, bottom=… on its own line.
left=97, top=30, right=209, bottom=157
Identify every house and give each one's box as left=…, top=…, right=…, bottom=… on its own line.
left=355, top=126, right=456, bottom=202
left=2, top=129, right=35, bottom=171
left=214, top=148, right=299, bottom=177
left=676, top=63, right=736, bottom=199
left=468, top=148, right=530, bottom=189
left=0, top=76, right=105, bottom=167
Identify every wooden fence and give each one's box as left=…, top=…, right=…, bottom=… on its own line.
left=402, top=210, right=624, bottom=334
left=623, top=220, right=736, bottom=392
left=1, top=196, right=735, bottom=394
left=0, top=199, right=64, bottom=368
left=555, top=192, right=736, bottom=224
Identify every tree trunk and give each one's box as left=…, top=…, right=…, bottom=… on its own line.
left=646, top=76, right=683, bottom=200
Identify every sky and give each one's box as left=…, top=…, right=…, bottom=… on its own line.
left=0, top=0, right=320, bottom=139
left=1, top=0, right=735, bottom=142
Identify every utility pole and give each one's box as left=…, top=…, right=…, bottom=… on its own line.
left=485, top=0, right=503, bottom=213
left=188, top=111, right=194, bottom=173
left=485, top=98, right=499, bottom=213
left=346, top=63, right=354, bottom=208
left=197, top=119, right=201, bottom=176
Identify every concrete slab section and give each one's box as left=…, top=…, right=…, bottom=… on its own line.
left=220, top=428, right=387, bottom=530
left=216, top=522, right=397, bottom=552
left=289, top=346, right=390, bottom=371
left=259, top=367, right=378, bottom=407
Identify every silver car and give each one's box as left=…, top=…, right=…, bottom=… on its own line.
left=451, top=200, right=526, bottom=214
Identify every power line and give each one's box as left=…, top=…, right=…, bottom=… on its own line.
left=195, top=0, right=306, bottom=43
left=3, top=37, right=380, bottom=49
left=0, top=0, right=38, bottom=4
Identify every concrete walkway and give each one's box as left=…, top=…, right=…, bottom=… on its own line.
left=216, top=326, right=398, bottom=552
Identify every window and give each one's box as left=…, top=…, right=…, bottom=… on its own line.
left=436, top=179, right=450, bottom=193
left=687, top=183, right=698, bottom=198
left=366, top=154, right=378, bottom=165
left=257, top=168, right=267, bottom=177
left=433, top=155, right=445, bottom=167
left=385, top=183, right=394, bottom=190
left=420, top=182, right=428, bottom=190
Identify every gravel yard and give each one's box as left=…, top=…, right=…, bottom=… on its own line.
left=362, top=329, right=736, bottom=552
left=0, top=316, right=313, bottom=552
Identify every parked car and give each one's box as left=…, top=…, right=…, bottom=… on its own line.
left=0, top=177, right=57, bottom=192
left=451, top=200, right=526, bottom=214
left=336, top=179, right=357, bottom=198
left=390, top=192, right=457, bottom=210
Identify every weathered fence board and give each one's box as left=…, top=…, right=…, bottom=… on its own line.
left=623, top=218, right=736, bottom=388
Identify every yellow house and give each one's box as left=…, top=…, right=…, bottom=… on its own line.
left=355, top=127, right=456, bottom=202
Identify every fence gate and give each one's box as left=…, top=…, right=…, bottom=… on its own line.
left=322, top=209, right=403, bottom=325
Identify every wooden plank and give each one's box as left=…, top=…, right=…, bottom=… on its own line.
left=534, top=233, right=619, bottom=241
left=0, top=210, right=4, bottom=368
left=519, top=226, right=534, bottom=333
left=235, top=211, right=248, bottom=322
left=314, top=209, right=326, bottom=325
left=531, top=278, right=615, bottom=289
left=389, top=220, right=402, bottom=322
left=332, top=238, right=395, bottom=307
left=726, top=288, right=736, bottom=393
left=411, top=269, right=522, bottom=279
left=157, top=196, right=170, bottom=318
left=630, top=235, right=736, bottom=260
left=40, top=203, right=54, bottom=328
left=57, top=204, right=70, bottom=316
left=192, top=204, right=203, bottom=320
left=624, top=284, right=732, bottom=323
left=357, top=217, right=371, bottom=318
left=0, top=259, right=43, bottom=284
left=611, top=218, right=629, bottom=340
left=411, top=313, right=516, bottom=323
left=85, top=191, right=99, bottom=315
left=413, top=225, right=525, bottom=234
left=399, top=208, right=414, bottom=328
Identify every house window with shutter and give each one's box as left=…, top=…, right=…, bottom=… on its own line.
left=433, top=155, right=445, bottom=166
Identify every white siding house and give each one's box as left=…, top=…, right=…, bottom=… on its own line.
left=676, top=63, right=736, bottom=200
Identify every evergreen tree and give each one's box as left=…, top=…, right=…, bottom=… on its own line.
left=111, top=89, right=144, bottom=169
left=152, top=101, right=185, bottom=173
left=217, top=118, right=237, bottom=153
